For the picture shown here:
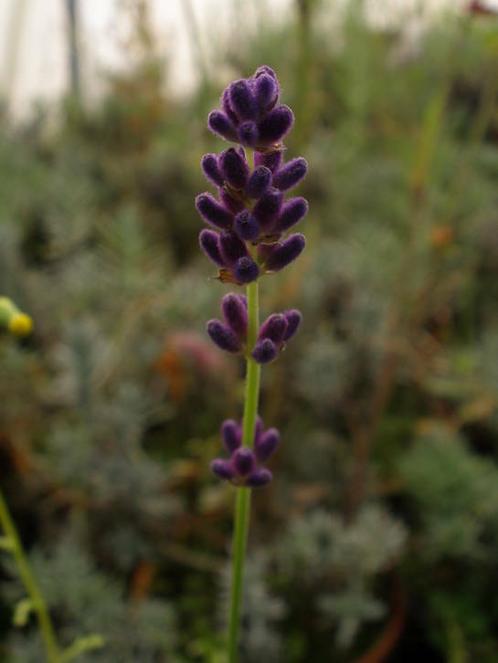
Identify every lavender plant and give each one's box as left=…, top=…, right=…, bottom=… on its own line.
left=196, top=66, right=308, bottom=661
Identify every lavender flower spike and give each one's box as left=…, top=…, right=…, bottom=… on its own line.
left=200, top=64, right=309, bottom=662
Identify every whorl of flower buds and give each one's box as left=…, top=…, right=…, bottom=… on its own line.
left=211, top=417, right=279, bottom=487
left=207, top=67, right=294, bottom=150
left=206, top=294, right=301, bottom=363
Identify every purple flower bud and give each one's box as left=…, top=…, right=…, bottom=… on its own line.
left=201, top=154, right=224, bottom=188
left=258, top=105, right=294, bottom=144
left=219, top=148, right=249, bottom=190
left=234, top=210, right=260, bottom=241
left=255, top=150, right=283, bottom=173
left=206, top=320, right=242, bottom=353
left=222, top=293, right=248, bottom=340
left=254, top=65, right=278, bottom=80
left=229, top=80, right=258, bottom=121
left=273, top=158, right=308, bottom=191
left=275, top=197, right=308, bottom=232
left=219, top=188, right=245, bottom=214
left=234, top=257, right=259, bottom=284
left=258, top=313, right=288, bottom=344
left=283, top=309, right=302, bottom=341
left=221, top=87, right=239, bottom=125
left=211, top=459, right=235, bottom=480
left=232, top=448, right=255, bottom=476
left=265, top=233, right=306, bottom=272
left=252, top=338, right=278, bottom=364
left=221, top=419, right=242, bottom=453
left=245, top=166, right=272, bottom=198
left=253, top=187, right=283, bottom=229
left=238, top=121, right=259, bottom=147
left=253, top=74, right=278, bottom=112
left=196, top=193, right=233, bottom=229
left=208, top=110, right=237, bottom=142
left=199, top=229, right=225, bottom=267
left=247, top=468, right=273, bottom=487
left=255, top=428, right=280, bottom=462
left=219, top=230, right=248, bottom=266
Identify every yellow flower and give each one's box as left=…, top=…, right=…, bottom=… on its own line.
left=8, top=313, right=33, bottom=337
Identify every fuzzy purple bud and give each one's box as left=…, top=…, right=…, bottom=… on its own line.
left=253, top=74, right=278, bottom=112
left=211, top=459, right=235, bottom=480
left=245, top=166, right=272, bottom=198
left=247, top=468, right=273, bottom=487
left=275, top=197, right=308, bottom=232
left=238, top=121, right=259, bottom=147
left=196, top=193, right=233, bottom=229
left=219, top=148, right=249, bottom=190
left=201, top=154, right=224, bottom=188
left=219, top=231, right=248, bottom=266
left=254, top=65, right=278, bottom=80
left=234, top=257, right=259, bottom=284
left=207, top=320, right=242, bottom=353
left=254, top=150, right=283, bottom=173
left=229, top=80, right=258, bottom=121
left=255, top=428, right=280, bottom=462
left=221, top=87, right=239, bottom=125
left=253, top=187, right=283, bottom=228
left=222, top=293, right=248, bottom=340
left=258, top=105, right=294, bottom=144
left=258, top=313, right=288, bottom=344
left=265, top=233, right=306, bottom=271
left=208, top=110, right=237, bottom=141
left=221, top=419, right=242, bottom=453
left=199, top=229, right=225, bottom=267
left=273, top=158, right=308, bottom=191
left=252, top=338, right=278, bottom=364
left=234, top=210, right=260, bottom=241
left=232, top=448, right=256, bottom=476
left=283, top=309, right=302, bottom=341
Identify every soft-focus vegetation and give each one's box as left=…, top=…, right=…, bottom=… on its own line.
left=1, top=1, right=498, bottom=661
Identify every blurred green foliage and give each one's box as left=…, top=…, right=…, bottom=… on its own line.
left=1, top=1, right=498, bottom=661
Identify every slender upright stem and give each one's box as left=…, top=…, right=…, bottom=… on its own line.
left=227, top=279, right=261, bottom=662
left=0, top=488, right=61, bottom=662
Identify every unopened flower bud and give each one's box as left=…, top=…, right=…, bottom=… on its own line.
left=275, top=197, right=308, bottom=232
left=229, top=80, right=258, bottom=121
left=201, top=153, right=224, bottom=187
left=234, top=257, right=259, bottom=284
left=234, top=210, right=260, bottom=241
left=265, top=233, right=305, bottom=271
left=255, top=428, right=280, bottom=462
left=208, top=110, right=237, bottom=141
left=222, top=293, right=248, bottom=340
left=252, top=338, right=278, bottom=364
left=221, top=419, right=242, bottom=453
left=232, top=448, right=256, bottom=476
left=219, top=148, right=249, bottom=190
left=245, top=166, right=272, bottom=199
left=258, top=105, right=294, bottom=144
left=207, top=320, right=242, bottom=353
left=273, top=158, right=308, bottom=191
left=196, top=193, right=233, bottom=229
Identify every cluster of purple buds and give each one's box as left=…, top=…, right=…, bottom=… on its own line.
left=197, top=66, right=308, bottom=285
left=197, top=66, right=308, bottom=487
left=211, top=418, right=280, bottom=487
left=206, top=293, right=301, bottom=364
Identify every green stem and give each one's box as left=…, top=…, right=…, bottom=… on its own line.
left=0, top=488, right=61, bottom=662
left=227, top=279, right=261, bottom=663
